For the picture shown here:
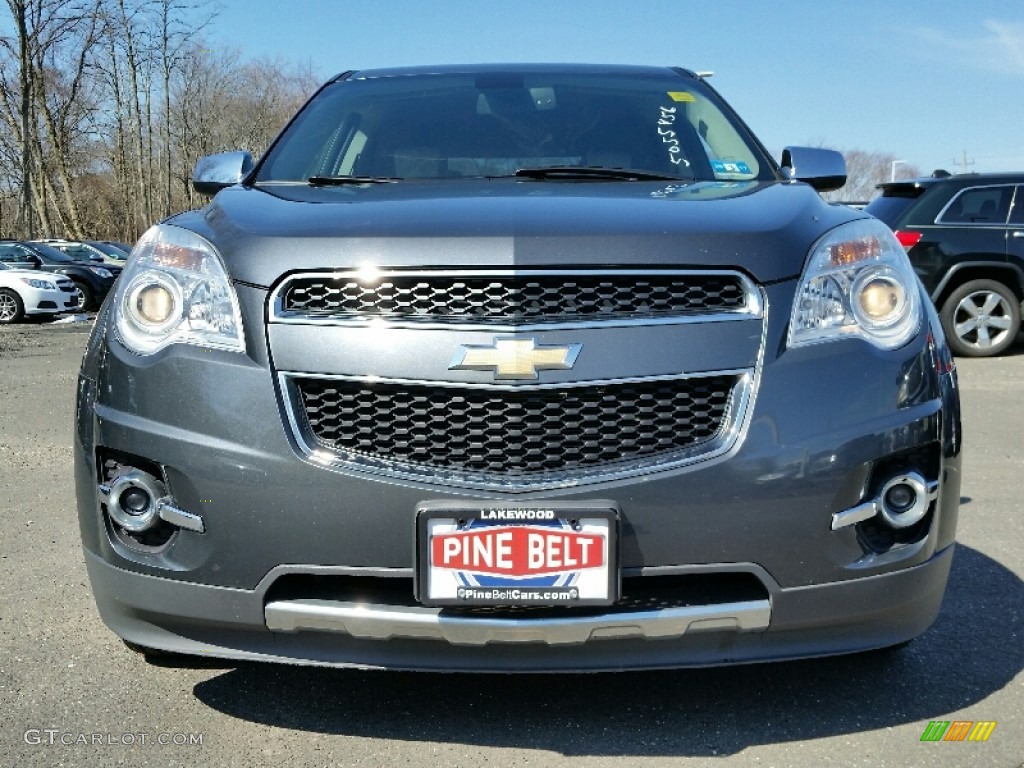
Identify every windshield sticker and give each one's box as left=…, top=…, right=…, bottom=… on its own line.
left=667, top=91, right=695, bottom=102
left=711, top=160, right=751, bottom=176
left=657, top=106, right=689, bottom=167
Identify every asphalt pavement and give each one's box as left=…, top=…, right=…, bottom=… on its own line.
left=1, top=321, right=1021, bottom=768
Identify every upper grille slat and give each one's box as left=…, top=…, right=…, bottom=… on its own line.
left=278, top=271, right=751, bottom=324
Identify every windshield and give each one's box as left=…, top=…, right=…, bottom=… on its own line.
left=864, top=186, right=928, bottom=228
left=89, top=242, right=129, bottom=259
left=27, top=242, right=81, bottom=263
left=257, top=71, right=773, bottom=183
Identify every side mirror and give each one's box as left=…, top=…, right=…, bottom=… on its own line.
left=192, top=151, right=254, bottom=196
left=780, top=146, right=847, bottom=192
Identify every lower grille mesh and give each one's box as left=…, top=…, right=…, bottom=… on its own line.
left=293, top=376, right=737, bottom=476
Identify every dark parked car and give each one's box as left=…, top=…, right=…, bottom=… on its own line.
left=76, top=64, right=961, bottom=671
left=34, top=239, right=127, bottom=275
left=0, top=240, right=116, bottom=310
left=866, top=172, right=1024, bottom=357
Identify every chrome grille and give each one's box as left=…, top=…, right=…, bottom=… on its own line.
left=276, top=270, right=752, bottom=324
left=291, top=375, right=738, bottom=476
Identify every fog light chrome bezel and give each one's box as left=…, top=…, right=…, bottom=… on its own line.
left=877, top=472, right=929, bottom=529
left=101, top=470, right=167, bottom=533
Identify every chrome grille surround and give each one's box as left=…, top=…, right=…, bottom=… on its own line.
left=271, top=268, right=765, bottom=491
left=279, top=371, right=755, bottom=492
left=271, top=269, right=763, bottom=329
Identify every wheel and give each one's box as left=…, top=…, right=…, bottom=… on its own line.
left=72, top=281, right=94, bottom=311
left=0, top=288, right=25, bottom=324
left=939, top=279, right=1021, bottom=357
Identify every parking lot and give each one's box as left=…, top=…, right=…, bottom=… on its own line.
left=1, top=321, right=1021, bottom=768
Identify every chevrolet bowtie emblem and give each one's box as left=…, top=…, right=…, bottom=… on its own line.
left=449, top=338, right=582, bottom=380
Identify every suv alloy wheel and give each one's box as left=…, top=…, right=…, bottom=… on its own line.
left=940, top=279, right=1021, bottom=357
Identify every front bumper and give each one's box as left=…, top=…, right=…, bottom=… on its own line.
left=75, top=281, right=962, bottom=670
left=21, top=284, right=79, bottom=314
left=84, top=545, right=953, bottom=671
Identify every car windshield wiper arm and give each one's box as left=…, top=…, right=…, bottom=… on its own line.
left=512, top=166, right=686, bottom=181
left=308, top=175, right=401, bottom=186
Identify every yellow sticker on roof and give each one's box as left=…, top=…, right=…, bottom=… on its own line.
left=667, top=92, right=695, bottom=102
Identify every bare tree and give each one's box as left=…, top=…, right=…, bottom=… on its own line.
left=6, top=0, right=33, bottom=234
left=155, top=0, right=212, bottom=218
left=0, top=0, right=105, bottom=237
left=171, top=43, right=314, bottom=211
left=819, top=148, right=921, bottom=203
left=1, top=0, right=317, bottom=240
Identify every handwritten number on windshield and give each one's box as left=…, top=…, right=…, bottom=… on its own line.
left=658, top=107, right=689, bottom=167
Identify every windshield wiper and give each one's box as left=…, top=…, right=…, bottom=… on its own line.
left=308, top=175, right=401, bottom=186
left=512, top=166, right=685, bottom=182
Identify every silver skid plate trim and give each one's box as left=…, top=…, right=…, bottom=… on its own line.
left=265, top=599, right=771, bottom=646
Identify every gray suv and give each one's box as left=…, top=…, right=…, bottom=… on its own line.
left=75, top=64, right=961, bottom=671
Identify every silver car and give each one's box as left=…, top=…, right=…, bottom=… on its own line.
left=0, top=262, right=79, bottom=322
left=75, top=64, right=962, bottom=671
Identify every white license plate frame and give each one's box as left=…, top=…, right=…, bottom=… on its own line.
left=415, top=501, right=619, bottom=608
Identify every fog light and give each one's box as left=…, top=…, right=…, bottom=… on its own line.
left=878, top=472, right=929, bottom=529
left=120, top=486, right=150, bottom=513
left=103, top=470, right=166, bottom=533
left=884, top=483, right=915, bottom=513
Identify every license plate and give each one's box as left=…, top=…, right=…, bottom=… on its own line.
left=416, top=501, right=619, bottom=607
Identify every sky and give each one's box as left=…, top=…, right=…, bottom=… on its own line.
left=204, top=0, right=1024, bottom=177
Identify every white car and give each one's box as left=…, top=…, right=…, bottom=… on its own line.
left=0, top=262, right=79, bottom=323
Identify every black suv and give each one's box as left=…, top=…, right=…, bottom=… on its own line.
left=0, top=240, right=117, bottom=310
left=865, top=172, right=1024, bottom=357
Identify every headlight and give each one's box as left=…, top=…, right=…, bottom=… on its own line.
left=114, top=224, right=245, bottom=355
left=89, top=266, right=114, bottom=279
left=19, top=278, right=55, bottom=290
left=788, top=219, right=921, bottom=350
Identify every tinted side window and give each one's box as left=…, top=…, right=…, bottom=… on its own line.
left=937, top=185, right=1013, bottom=224
left=0, top=243, right=33, bottom=262
left=864, top=195, right=919, bottom=227
left=61, top=244, right=92, bottom=259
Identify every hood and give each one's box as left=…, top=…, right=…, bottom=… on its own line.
left=0, top=267, right=61, bottom=280
left=171, top=179, right=862, bottom=287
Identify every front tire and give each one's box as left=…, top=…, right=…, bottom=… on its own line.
left=940, top=279, right=1021, bottom=357
left=0, top=288, right=25, bottom=324
left=72, top=281, right=94, bottom=311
